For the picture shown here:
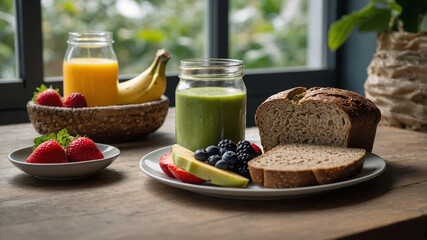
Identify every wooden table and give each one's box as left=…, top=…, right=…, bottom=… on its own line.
left=1, top=108, right=426, bottom=240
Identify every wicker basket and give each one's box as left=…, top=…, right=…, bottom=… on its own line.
left=364, top=31, right=427, bottom=132
left=27, top=95, right=169, bottom=143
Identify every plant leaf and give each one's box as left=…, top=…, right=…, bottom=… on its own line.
left=358, top=8, right=392, bottom=32
left=328, top=5, right=375, bottom=51
left=328, top=3, right=399, bottom=50
left=371, top=0, right=402, bottom=17
left=395, top=0, right=427, bottom=32
left=328, top=15, right=360, bottom=51
left=387, top=2, right=402, bottom=17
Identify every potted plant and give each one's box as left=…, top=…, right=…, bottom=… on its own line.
left=328, top=0, right=427, bottom=132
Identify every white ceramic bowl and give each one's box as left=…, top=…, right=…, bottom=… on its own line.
left=8, top=143, right=120, bottom=180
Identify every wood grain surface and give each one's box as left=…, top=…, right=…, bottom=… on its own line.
left=1, top=108, right=426, bottom=240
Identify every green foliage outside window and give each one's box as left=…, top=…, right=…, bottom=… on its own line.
left=42, top=0, right=205, bottom=76
left=0, top=0, right=16, bottom=79
left=230, top=0, right=308, bottom=69
left=0, top=0, right=309, bottom=79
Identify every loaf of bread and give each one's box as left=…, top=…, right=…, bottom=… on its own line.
left=248, top=144, right=366, bottom=188
left=255, top=87, right=381, bottom=152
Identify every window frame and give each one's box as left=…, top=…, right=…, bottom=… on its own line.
left=1, top=0, right=338, bottom=126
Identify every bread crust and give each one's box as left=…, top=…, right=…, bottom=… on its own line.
left=255, top=87, right=381, bottom=152
left=303, top=87, right=381, bottom=152
left=263, top=169, right=317, bottom=188
left=247, top=144, right=366, bottom=188
left=312, top=157, right=364, bottom=184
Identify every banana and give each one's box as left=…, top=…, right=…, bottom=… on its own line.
left=117, top=49, right=170, bottom=105
left=128, top=53, right=168, bottom=104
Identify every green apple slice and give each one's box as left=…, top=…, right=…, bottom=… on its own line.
left=172, top=144, right=249, bottom=187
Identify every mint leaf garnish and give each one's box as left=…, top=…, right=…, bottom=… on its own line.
left=32, top=129, right=78, bottom=151
left=56, top=129, right=78, bottom=149
left=32, top=132, right=56, bottom=151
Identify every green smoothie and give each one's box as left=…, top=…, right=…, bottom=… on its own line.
left=175, top=87, right=246, bottom=151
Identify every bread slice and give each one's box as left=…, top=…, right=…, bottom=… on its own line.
left=248, top=144, right=366, bottom=188
left=255, top=87, right=381, bottom=152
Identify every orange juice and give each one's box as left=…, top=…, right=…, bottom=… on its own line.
left=63, top=58, right=118, bottom=107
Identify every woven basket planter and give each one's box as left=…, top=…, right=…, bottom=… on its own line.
left=364, top=31, right=427, bottom=132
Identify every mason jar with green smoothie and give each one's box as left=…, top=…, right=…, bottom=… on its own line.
left=175, top=59, right=246, bottom=151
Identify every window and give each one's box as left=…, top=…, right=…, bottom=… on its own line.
left=230, top=0, right=310, bottom=69
left=0, top=0, right=337, bottom=125
left=42, top=0, right=205, bottom=77
left=0, top=0, right=18, bottom=81
left=230, top=0, right=330, bottom=70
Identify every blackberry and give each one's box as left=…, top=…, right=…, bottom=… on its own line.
left=234, top=151, right=256, bottom=180
left=236, top=163, right=251, bottom=179
left=216, top=139, right=256, bottom=180
left=236, top=140, right=257, bottom=156
left=218, top=139, right=237, bottom=152
left=237, top=140, right=250, bottom=145
left=236, top=152, right=256, bottom=163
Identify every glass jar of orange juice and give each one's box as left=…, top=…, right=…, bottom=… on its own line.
left=63, top=32, right=118, bottom=107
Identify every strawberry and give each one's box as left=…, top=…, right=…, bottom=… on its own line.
left=64, top=93, right=87, bottom=108
left=26, top=139, right=68, bottom=163
left=33, top=85, right=63, bottom=107
left=160, top=153, right=205, bottom=184
left=32, top=129, right=77, bottom=151
left=66, top=137, right=104, bottom=162
left=159, top=153, right=175, bottom=178
left=251, top=143, right=263, bottom=156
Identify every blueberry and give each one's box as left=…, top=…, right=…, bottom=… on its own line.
left=194, top=149, right=209, bottom=161
left=215, top=160, right=229, bottom=170
left=228, top=164, right=235, bottom=171
left=207, top=154, right=221, bottom=166
left=220, top=147, right=233, bottom=156
left=222, top=151, right=238, bottom=164
left=206, top=145, right=220, bottom=156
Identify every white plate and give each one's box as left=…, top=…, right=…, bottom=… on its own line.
left=139, top=145, right=386, bottom=200
left=8, top=143, right=120, bottom=180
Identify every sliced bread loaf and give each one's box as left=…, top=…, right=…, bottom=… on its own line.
left=248, top=144, right=366, bottom=188
left=255, top=87, right=381, bottom=152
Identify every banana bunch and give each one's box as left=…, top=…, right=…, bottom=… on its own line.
left=118, top=49, right=170, bottom=105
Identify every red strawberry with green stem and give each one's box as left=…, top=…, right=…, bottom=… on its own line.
left=33, top=84, right=63, bottom=107
left=66, top=137, right=104, bottom=162
left=26, top=139, right=68, bottom=163
left=64, top=93, right=87, bottom=108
